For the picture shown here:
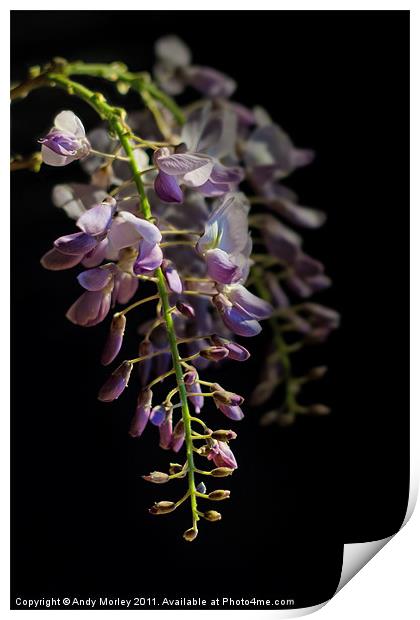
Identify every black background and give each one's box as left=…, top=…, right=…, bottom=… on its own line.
left=11, top=10, right=409, bottom=610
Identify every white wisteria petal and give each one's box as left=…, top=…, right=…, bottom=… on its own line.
left=54, top=110, right=86, bottom=138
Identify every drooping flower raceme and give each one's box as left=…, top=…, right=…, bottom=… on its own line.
left=12, top=38, right=338, bottom=541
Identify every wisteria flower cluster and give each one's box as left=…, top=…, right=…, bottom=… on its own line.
left=11, top=37, right=339, bottom=541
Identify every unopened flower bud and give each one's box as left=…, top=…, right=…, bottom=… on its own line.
left=211, top=383, right=244, bottom=420
left=162, top=259, right=183, bottom=294
left=183, top=369, right=198, bottom=385
left=211, top=429, right=237, bottom=442
left=143, top=471, right=169, bottom=484
left=260, top=410, right=280, bottom=426
left=203, top=510, right=222, bottom=522
left=211, top=467, right=234, bottom=477
left=101, top=314, right=126, bottom=366
left=176, top=301, right=196, bottom=319
left=170, top=420, right=185, bottom=453
left=129, top=388, right=153, bottom=437
left=213, top=390, right=244, bottom=406
left=210, top=335, right=250, bottom=361
left=208, top=489, right=231, bottom=501
left=98, top=361, right=133, bottom=402
left=306, top=366, right=328, bottom=381
left=277, top=411, right=296, bottom=427
left=159, top=406, right=173, bottom=449
left=149, top=501, right=176, bottom=515
left=138, top=339, right=154, bottom=385
left=250, top=380, right=279, bottom=406
left=307, top=404, right=331, bottom=416
left=200, top=346, right=229, bottom=361
left=183, top=527, right=198, bottom=542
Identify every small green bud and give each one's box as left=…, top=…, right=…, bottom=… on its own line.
left=203, top=510, right=222, bottom=522
left=208, top=490, right=231, bottom=501
left=116, top=81, right=130, bottom=95
left=211, top=467, right=234, bottom=477
left=183, top=527, right=198, bottom=542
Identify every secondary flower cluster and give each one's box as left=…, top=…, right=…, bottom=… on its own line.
left=14, top=36, right=338, bottom=540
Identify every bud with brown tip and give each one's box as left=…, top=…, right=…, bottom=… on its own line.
left=203, top=510, right=222, bottom=522
left=183, top=527, right=198, bottom=542
left=149, top=501, right=176, bottom=515
left=143, top=471, right=169, bottom=484
left=208, top=489, right=231, bottom=501
left=211, top=467, right=234, bottom=477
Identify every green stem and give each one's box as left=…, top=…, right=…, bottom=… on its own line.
left=14, top=71, right=198, bottom=532
left=62, top=61, right=185, bottom=126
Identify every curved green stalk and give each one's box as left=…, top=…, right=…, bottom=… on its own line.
left=12, top=71, right=198, bottom=531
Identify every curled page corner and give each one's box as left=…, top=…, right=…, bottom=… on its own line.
left=336, top=459, right=418, bottom=596
left=273, top=475, right=418, bottom=617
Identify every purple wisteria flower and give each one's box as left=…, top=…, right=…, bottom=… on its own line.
left=195, top=192, right=273, bottom=336
left=153, top=104, right=243, bottom=203
left=258, top=184, right=326, bottom=229
left=244, top=109, right=314, bottom=189
left=260, top=215, right=331, bottom=298
left=196, top=192, right=251, bottom=284
left=41, top=201, right=163, bottom=277
left=154, top=36, right=236, bottom=98
left=39, top=111, right=91, bottom=167
left=207, top=440, right=238, bottom=469
left=66, top=265, right=115, bottom=327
